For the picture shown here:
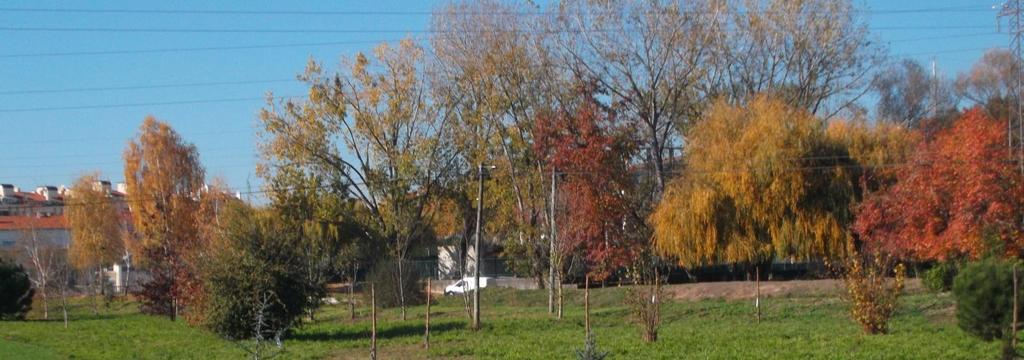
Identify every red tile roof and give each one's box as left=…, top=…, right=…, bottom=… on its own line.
left=0, top=215, right=68, bottom=230
left=10, top=192, right=62, bottom=202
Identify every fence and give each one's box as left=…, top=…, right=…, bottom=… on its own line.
left=412, top=257, right=513, bottom=280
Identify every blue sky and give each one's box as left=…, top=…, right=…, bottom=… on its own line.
left=0, top=0, right=1008, bottom=200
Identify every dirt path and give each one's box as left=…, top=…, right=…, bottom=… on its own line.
left=664, top=278, right=923, bottom=301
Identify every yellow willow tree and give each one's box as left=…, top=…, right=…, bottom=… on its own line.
left=258, top=39, right=457, bottom=321
left=66, top=173, right=123, bottom=313
left=124, top=116, right=205, bottom=321
left=651, top=96, right=859, bottom=319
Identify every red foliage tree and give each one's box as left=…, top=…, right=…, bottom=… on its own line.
left=533, top=95, right=635, bottom=280
left=853, top=108, right=1024, bottom=260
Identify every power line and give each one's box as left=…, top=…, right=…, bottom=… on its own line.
left=887, top=32, right=1001, bottom=43
left=0, top=25, right=998, bottom=35
left=894, top=47, right=1005, bottom=57
left=0, top=129, right=252, bottom=146
left=7, top=154, right=257, bottom=170
left=0, top=146, right=254, bottom=161
left=0, top=95, right=300, bottom=113
left=0, top=5, right=993, bottom=16
left=0, top=78, right=296, bottom=95
left=0, top=39, right=404, bottom=58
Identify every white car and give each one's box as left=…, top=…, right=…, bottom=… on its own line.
left=444, top=277, right=490, bottom=295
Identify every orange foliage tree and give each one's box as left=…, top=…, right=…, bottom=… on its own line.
left=651, top=97, right=858, bottom=269
left=853, top=108, right=1024, bottom=260
left=66, top=173, right=124, bottom=312
left=123, top=116, right=206, bottom=321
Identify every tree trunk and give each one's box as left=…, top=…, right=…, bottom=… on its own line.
left=371, top=283, right=377, bottom=360
left=91, top=267, right=99, bottom=315
left=557, top=272, right=564, bottom=320
left=424, top=277, right=431, bottom=350
left=397, top=254, right=407, bottom=321
left=549, top=167, right=557, bottom=315
left=349, top=263, right=357, bottom=321
left=60, top=285, right=68, bottom=329
left=40, top=289, right=49, bottom=320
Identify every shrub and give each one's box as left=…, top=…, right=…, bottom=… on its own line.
left=952, top=257, right=1023, bottom=354
left=0, top=258, right=34, bottom=320
left=923, top=261, right=958, bottom=293
left=624, top=281, right=663, bottom=342
left=366, top=258, right=424, bottom=309
left=200, top=205, right=316, bottom=342
left=841, top=247, right=906, bottom=335
left=574, top=331, right=609, bottom=360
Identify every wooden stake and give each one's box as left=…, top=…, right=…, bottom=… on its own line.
left=371, top=283, right=377, bottom=360
left=755, top=265, right=761, bottom=324
left=425, top=277, right=431, bottom=350
left=584, top=275, right=590, bottom=334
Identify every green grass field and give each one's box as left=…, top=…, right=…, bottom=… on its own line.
left=0, top=285, right=1004, bottom=359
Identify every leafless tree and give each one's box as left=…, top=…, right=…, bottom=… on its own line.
left=553, top=0, right=719, bottom=195
left=956, top=49, right=1020, bottom=106
left=707, top=0, right=883, bottom=118
left=18, top=216, right=60, bottom=320
left=872, top=59, right=956, bottom=127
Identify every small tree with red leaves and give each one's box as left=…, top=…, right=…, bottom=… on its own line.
left=533, top=94, right=635, bottom=283
left=854, top=108, right=1024, bottom=260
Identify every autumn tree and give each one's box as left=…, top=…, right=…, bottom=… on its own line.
left=258, top=39, right=457, bottom=320
left=431, top=0, right=562, bottom=288
left=854, top=108, right=1024, bottom=260
left=652, top=96, right=862, bottom=317
left=534, top=94, right=635, bottom=281
left=654, top=96, right=856, bottom=265
left=66, top=173, right=124, bottom=313
left=124, top=116, right=205, bottom=321
left=825, top=118, right=920, bottom=193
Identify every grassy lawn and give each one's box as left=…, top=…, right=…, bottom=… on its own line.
left=0, top=285, right=1003, bottom=359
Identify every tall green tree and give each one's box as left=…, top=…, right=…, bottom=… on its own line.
left=200, top=203, right=317, bottom=356
left=258, top=39, right=457, bottom=320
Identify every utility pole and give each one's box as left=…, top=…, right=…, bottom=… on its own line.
left=473, top=163, right=487, bottom=330
left=549, top=167, right=557, bottom=315
left=999, top=0, right=1024, bottom=174
left=930, top=57, right=938, bottom=120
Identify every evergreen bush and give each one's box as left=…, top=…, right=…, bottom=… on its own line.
left=923, top=261, right=957, bottom=293
left=952, top=258, right=1022, bottom=342
left=0, top=258, right=34, bottom=320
